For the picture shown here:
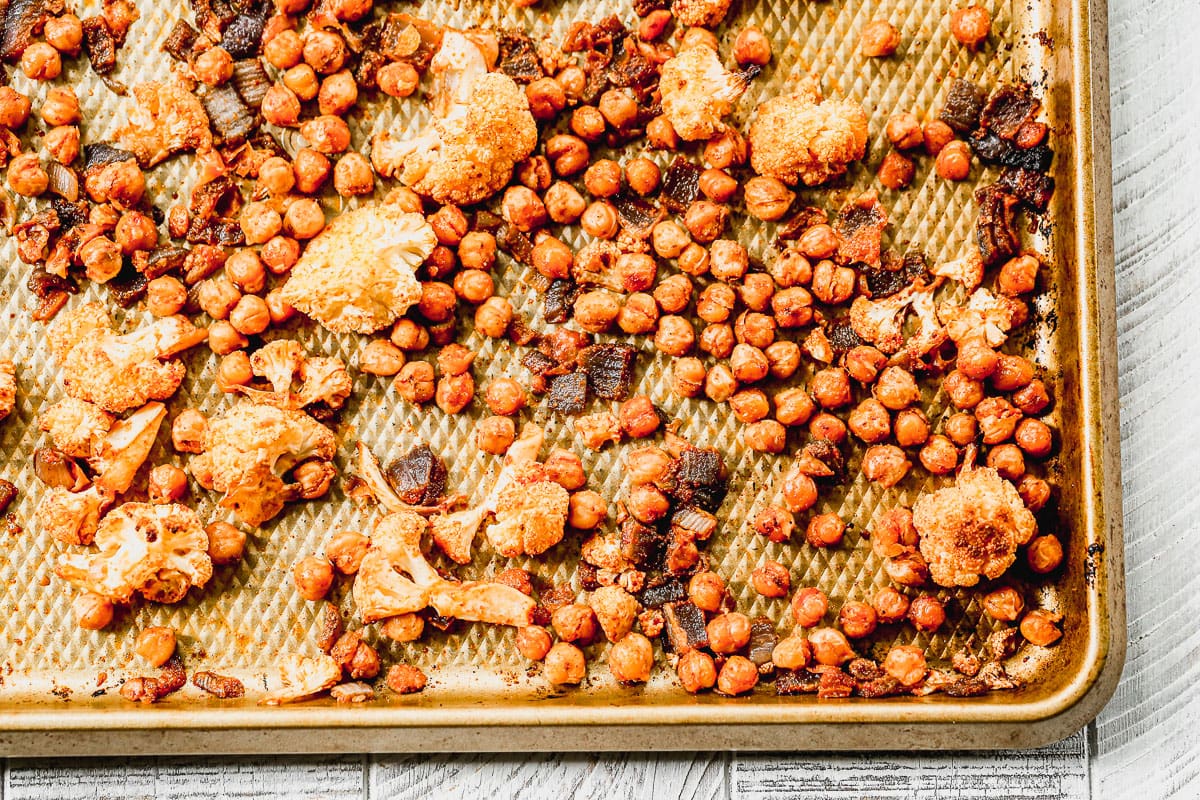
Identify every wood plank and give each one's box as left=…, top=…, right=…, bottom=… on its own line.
left=368, top=753, right=726, bottom=800
left=732, top=730, right=1088, bottom=800
left=3, top=757, right=366, bottom=800
left=1091, top=0, right=1200, bottom=797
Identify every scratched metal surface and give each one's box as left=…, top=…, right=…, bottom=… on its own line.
left=0, top=0, right=1106, bottom=736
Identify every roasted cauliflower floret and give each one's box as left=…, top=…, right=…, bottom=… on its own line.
left=938, top=288, right=1024, bottom=348
left=261, top=653, right=342, bottom=705
left=50, top=304, right=208, bottom=413
left=352, top=511, right=535, bottom=627
left=370, top=32, right=537, bottom=205
left=54, top=502, right=213, bottom=604
left=590, top=585, right=640, bottom=642
left=0, top=359, right=14, bottom=423
left=88, top=402, right=168, bottom=495
left=36, top=485, right=113, bottom=546
left=280, top=205, right=437, bottom=335
left=188, top=401, right=338, bottom=527
left=672, top=0, right=733, bottom=27
left=38, top=397, right=115, bottom=458
left=904, top=281, right=948, bottom=362
left=749, top=77, right=869, bottom=186
left=117, top=81, right=213, bottom=168
left=485, top=465, right=570, bottom=557
left=931, top=247, right=985, bottom=290
left=849, top=286, right=915, bottom=354
left=658, top=45, right=754, bottom=141
left=243, top=340, right=353, bottom=410
left=913, top=466, right=1038, bottom=587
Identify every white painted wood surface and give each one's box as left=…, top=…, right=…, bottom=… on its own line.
left=2, top=0, right=1192, bottom=796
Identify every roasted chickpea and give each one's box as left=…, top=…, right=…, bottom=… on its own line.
left=171, top=409, right=208, bottom=455
left=545, top=133, right=589, bottom=177
left=292, top=147, right=331, bottom=194
left=869, top=507, right=917, bottom=558
left=919, top=435, right=959, bottom=474
left=394, top=361, right=436, bottom=404
left=523, top=77, right=565, bottom=121
left=555, top=64, right=586, bottom=100
left=260, top=237, right=299, bottom=277
left=332, top=152, right=373, bottom=196
left=44, top=13, right=83, bottom=54
left=115, top=211, right=158, bottom=255
left=264, top=289, right=294, bottom=326
left=729, top=388, right=770, bottom=424
left=563, top=489, right=606, bottom=530
left=617, top=292, right=659, bottom=334
left=939, top=413, right=974, bottom=447
left=132, top=625, right=177, bottom=668
left=385, top=663, right=427, bottom=694
left=707, top=612, right=752, bottom=654
left=1020, top=609, right=1063, bottom=646
left=726, top=344, right=765, bottom=385
left=848, top=398, right=891, bottom=444
left=646, top=114, right=679, bottom=149
left=975, top=396, right=1021, bottom=444
left=580, top=200, right=619, bottom=238
left=810, top=367, right=852, bottom=409
left=473, top=415, right=515, bottom=455
left=886, top=551, right=931, bottom=586
left=672, top=357, right=706, bottom=398
left=215, top=350, right=253, bottom=393
left=987, top=443, right=1026, bottom=481
left=704, top=129, right=747, bottom=169
left=733, top=24, right=771, bottom=66
left=515, top=626, right=553, bottom=661
left=811, top=259, right=856, bottom=304
left=652, top=314, right=694, bottom=357
left=1014, top=417, right=1054, bottom=458
left=739, top=274, right=776, bottom=314
left=872, top=587, right=911, bottom=623
left=1018, top=475, right=1052, bottom=512
left=782, top=466, right=819, bottom=514
left=613, top=396, right=657, bottom=439
left=677, top=242, right=711, bottom=277
left=376, top=613, right=424, bottom=644
left=743, top=419, right=786, bottom=453
left=552, top=604, right=598, bottom=645
left=358, top=339, right=405, bottom=377
left=481, top=377, right=525, bottom=417
left=228, top=295, right=270, bottom=336
left=698, top=168, right=737, bottom=203
left=316, top=530, right=368, bottom=576
left=145, top=276, right=187, bottom=317
left=608, top=632, right=654, bottom=684
left=238, top=201, right=281, bottom=245
left=20, top=42, right=60, bottom=80
left=544, top=181, right=586, bottom=225
left=743, top=176, right=794, bottom=221
left=538, top=448, right=583, bottom=491
left=148, top=464, right=189, bottom=504
left=1013, top=380, right=1052, bottom=416
left=919, top=121, right=953, bottom=157
left=860, top=19, right=900, bottom=57
left=573, top=290, right=620, bottom=333
left=677, top=650, right=717, bottom=693
left=543, top=642, right=587, bottom=685
left=684, top=200, right=728, bottom=243
left=40, top=87, right=79, bottom=128
left=943, top=369, right=985, bottom=410
left=597, top=88, right=639, bottom=129
left=907, top=595, right=946, bottom=632
left=7, top=153, right=47, bottom=197
left=935, top=139, right=972, bottom=181
left=377, top=61, right=420, bottom=98
left=223, top=250, right=264, bottom=295
left=709, top=239, right=749, bottom=283
left=44, top=125, right=79, bottom=164
left=839, top=601, right=878, bottom=638
left=627, top=483, right=670, bottom=524
left=264, top=28, right=303, bottom=69
left=191, top=46, right=233, bottom=87
left=950, top=5, right=991, bottom=48
left=474, top=296, right=513, bottom=339
left=651, top=275, right=691, bottom=316
left=207, top=321, right=248, bottom=355
left=293, top=556, right=334, bottom=601
left=999, top=254, right=1040, bottom=296
left=694, top=283, right=733, bottom=324
left=765, top=341, right=802, bottom=380
left=0, top=86, right=30, bottom=129
left=790, top=587, right=829, bottom=627
left=570, top=105, right=607, bottom=142
left=453, top=231, right=495, bottom=273
left=77, top=236, right=121, bottom=283
left=680, top=572, right=724, bottom=615
left=990, top=354, right=1034, bottom=392
left=886, top=112, right=923, bottom=149
left=809, top=627, right=855, bottom=666
left=982, top=586, right=1025, bottom=622
left=624, top=156, right=661, bottom=196
left=882, top=645, right=927, bottom=687
left=302, top=29, right=347, bottom=73
left=806, top=513, right=846, bottom=549
left=751, top=560, right=791, bottom=599
left=894, top=408, right=931, bottom=447
left=74, top=593, right=114, bottom=630
left=863, top=445, right=912, bottom=487
left=809, top=412, right=848, bottom=444
left=1027, top=535, right=1064, bottom=574
left=581, top=159, right=621, bottom=198
left=774, top=388, right=815, bottom=429
left=716, top=655, right=758, bottom=696
left=878, top=150, right=916, bottom=189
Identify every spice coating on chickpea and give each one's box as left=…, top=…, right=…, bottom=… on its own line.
left=293, top=556, right=335, bottom=601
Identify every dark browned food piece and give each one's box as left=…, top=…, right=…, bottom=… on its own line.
left=119, top=655, right=187, bottom=704
left=826, top=321, right=863, bottom=355
left=986, top=626, right=1021, bottom=660
left=51, top=197, right=89, bottom=230
left=192, top=671, right=245, bottom=698
left=577, top=561, right=600, bottom=591
left=747, top=617, right=778, bottom=671
left=386, top=444, right=447, bottom=506
left=201, top=84, right=256, bottom=147
left=543, top=279, right=577, bottom=324
left=0, top=479, right=16, bottom=514
left=163, top=19, right=199, bottom=62
left=776, top=206, right=829, bottom=243
left=613, top=193, right=663, bottom=236
left=539, top=329, right=590, bottom=371
left=775, top=669, right=820, bottom=695
left=496, top=224, right=533, bottom=265
left=231, top=58, right=271, bottom=109
left=27, top=268, right=76, bottom=303
left=796, top=438, right=844, bottom=480
left=221, top=11, right=267, bottom=59
left=33, top=447, right=88, bottom=490
left=386, top=663, right=427, bottom=695
left=856, top=675, right=903, bottom=698
left=662, top=601, right=708, bottom=654
left=561, top=15, right=625, bottom=53
left=140, top=245, right=189, bottom=279
left=606, top=35, right=658, bottom=90
left=0, top=0, right=47, bottom=62
left=817, top=668, right=855, bottom=699
left=943, top=677, right=989, bottom=697
left=637, top=578, right=686, bottom=608
left=45, top=162, right=79, bottom=202
left=974, top=184, right=1020, bottom=266
left=579, top=343, right=637, bottom=401
left=191, top=0, right=237, bottom=41
left=660, top=157, right=702, bottom=213
left=316, top=603, right=343, bottom=653
left=836, top=193, right=887, bottom=268
left=979, top=83, right=1040, bottom=141
left=547, top=372, right=588, bottom=415
left=997, top=167, right=1055, bottom=211
left=662, top=448, right=726, bottom=511
left=620, top=516, right=668, bottom=566
left=81, top=16, right=117, bottom=74
left=969, top=129, right=1053, bottom=173
left=497, top=28, right=542, bottom=84
left=107, top=259, right=148, bottom=308
left=632, top=0, right=668, bottom=15
left=83, top=142, right=137, bottom=172
left=939, top=78, right=985, bottom=133
left=520, top=349, right=558, bottom=377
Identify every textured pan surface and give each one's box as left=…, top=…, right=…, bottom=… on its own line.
left=0, top=0, right=1121, bottom=748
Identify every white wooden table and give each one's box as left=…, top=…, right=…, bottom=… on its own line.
left=4, top=0, right=1193, bottom=796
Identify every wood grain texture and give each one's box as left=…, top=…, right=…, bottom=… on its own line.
left=0, top=0, right=1189, bottom=795
left=1092, top=0, right=1200, bottom=798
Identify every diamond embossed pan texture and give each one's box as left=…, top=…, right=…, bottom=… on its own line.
left=0, top=0, right=1122, bottom=752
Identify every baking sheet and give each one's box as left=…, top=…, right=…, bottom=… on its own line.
left=0, top=0, right=1122, bottom=752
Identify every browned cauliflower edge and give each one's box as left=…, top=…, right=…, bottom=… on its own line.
left=749, top=77, right=869, bottom=186
left=658, top=45, right=755, bottom=142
